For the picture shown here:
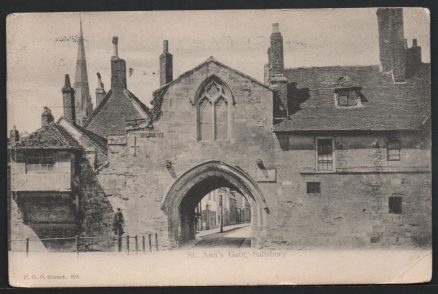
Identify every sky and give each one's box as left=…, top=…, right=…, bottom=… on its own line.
left=7, top=8, right=430, bottom=134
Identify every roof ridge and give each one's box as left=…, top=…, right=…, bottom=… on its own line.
left=285, top=64, right=380, bottom=70
left=153, top=57, right=272, bottom=94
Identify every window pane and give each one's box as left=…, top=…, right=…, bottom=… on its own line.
left=387, top=141, right=401, bottom=161
left=26, top=152, right=54, bottom=173
left=214, top=97, right=228, bottom=140
left=389, top=196, right=402, bottom=214
left=199, top=98, right=212, bottom=141
left=317, top=139, right=334, bottom=171
left=307, top=182, right=321, bottom=194
left=337, top=95, right=348, bottom=106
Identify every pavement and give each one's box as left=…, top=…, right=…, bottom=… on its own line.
left=179, top=223, right=251, bottom=249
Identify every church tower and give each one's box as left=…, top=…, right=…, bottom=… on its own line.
left=74, top=19, right=93, bottom=126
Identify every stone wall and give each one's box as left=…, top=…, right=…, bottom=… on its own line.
left=69, top=61, right=432, bottom=250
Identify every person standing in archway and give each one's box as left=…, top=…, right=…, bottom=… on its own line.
left=112, top=208, right=125, bottom=251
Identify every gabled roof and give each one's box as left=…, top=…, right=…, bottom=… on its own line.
left=83, top=89, right=151, bottom=128
left=59, top=117, right=107, bottom=152
left=12, top=123, right=83, bottom=150
left=150, top=57, right=272, bottom=121
left=274, top=63, right=431, bottom=132
left=158, top=57, right=271, bottom=92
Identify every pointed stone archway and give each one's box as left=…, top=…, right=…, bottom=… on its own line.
left=161, top=161, right=269, bottom=248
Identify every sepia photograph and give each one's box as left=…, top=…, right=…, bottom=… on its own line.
left=6, top=7, right=431, bottom=286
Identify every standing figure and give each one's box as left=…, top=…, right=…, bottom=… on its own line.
left=113, top=208, right=125, bottom=251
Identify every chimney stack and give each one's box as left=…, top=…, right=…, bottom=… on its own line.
left=160, top=40, right=173, bottom=86
left=266, top=23, right=288, bottom=120
left=269, top=23, right=284, bottom=75
left=405, top=38, right=422, bottom=78
left=95, top=72, right=106, bottom=106
left=9, top=126, right=19, bottom=145
left=111, top=36, right=127, bottom=90
left=62, top=74, right=76, bottom=122
left=376, top=8, right=406, bottom=82
left=41, top=107, right=54, bottom=127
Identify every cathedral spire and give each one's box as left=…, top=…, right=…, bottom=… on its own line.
left=74, top=17, right=93, bottom=126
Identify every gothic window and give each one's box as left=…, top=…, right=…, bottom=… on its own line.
left=197, top=79, right=231, bottom=141
left=214, top=97, right=228, bottom=140
left=316, top=138, right=334, bottom=171
left=198, top=97, right=213, bottom=141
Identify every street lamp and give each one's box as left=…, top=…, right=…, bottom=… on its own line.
left=206, top=203, right=210, bottom=230
left=219, top=195, right=224, bottom=233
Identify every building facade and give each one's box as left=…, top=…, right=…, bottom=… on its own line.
left=8, top=8, right=431, bottom=251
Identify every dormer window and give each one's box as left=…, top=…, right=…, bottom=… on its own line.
left=335, top=89, right=361, bottom=107
left=334, top=76, right=364, bottom=108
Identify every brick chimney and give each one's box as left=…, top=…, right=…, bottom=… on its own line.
left=41, top=107, right=54, bottom=127
left=269, top=23, right=284, bottom=75
left=95, top=72, right=106, bottom=106
left=9, top=126, right=19, bottom=145
left=376, top=8, right=406, bottom=82
left=62, top=74, right=76, bottom=122
left=111, top=36, right=127, bottom=90
left=160, top=40, right=173, bottom=86
left=267, top=23, right=288, bottom=120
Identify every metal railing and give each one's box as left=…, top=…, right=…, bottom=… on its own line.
left=8, top=233, right=160, bottom=257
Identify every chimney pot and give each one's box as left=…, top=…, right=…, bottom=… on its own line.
left=413, top=39, right=418, bottom=47
left=10, top=125, right=19, bottom=145
left=42, top=106, right=54, bottom=127
left=65, top=74, right=71, bottom=87
left=96, top=72, right=106, bottom=105
left=62, top=75, right=76, bottom=122
left=272, top=23, right=280, bottom=33
left=163, top=40, right=169, bottom=53
left=112, top=36, right=119, bottom=57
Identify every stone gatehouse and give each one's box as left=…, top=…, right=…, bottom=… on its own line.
left=8, top=8, right=431, bottom=251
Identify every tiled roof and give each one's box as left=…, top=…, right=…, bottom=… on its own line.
left=274, top=63, right=430, bottom=132
left=13, top=123, right=83, bottom=150
left=61, top=118, right=108, bottom=152
left=84, top=89, right=151, bottom=128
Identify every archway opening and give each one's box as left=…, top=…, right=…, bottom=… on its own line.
left=162, top=161, right=268, bottom=249
left=179, top=177, right=252, bottom=248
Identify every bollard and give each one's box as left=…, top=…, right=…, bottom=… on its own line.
left=155, top=233, right=158, bottom=251
left=126, top=235, right=130, bottom=254
left=75, top=235, right=79, bottom=256
left=142, top=236, right=145, bottom=253
left=25, top=238, right=29, bottom=257
left=134, top=235, right=138, bottom=254
left=148, top=234, right=152, bottom=252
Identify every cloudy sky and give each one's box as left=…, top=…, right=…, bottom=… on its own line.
left=7, top=8, right=430, bottom=134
